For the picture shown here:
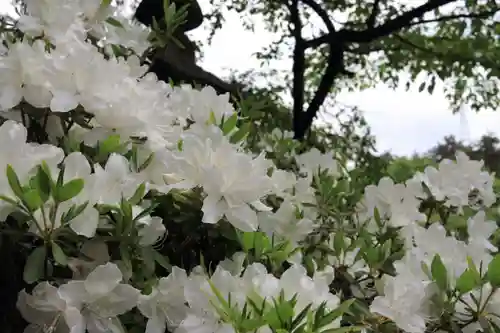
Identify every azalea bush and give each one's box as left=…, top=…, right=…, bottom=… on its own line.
left=0, top=1, right=500, bottom=333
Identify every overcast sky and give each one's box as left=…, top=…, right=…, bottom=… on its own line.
left=1, top=0, right=499, bottom=156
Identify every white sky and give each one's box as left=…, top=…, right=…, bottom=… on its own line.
left=1, top=0, right=499, bottom=156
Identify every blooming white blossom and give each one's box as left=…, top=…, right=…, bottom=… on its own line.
left=132, top=205, right=167, bottom=246
left=258, top=199, right=316, bottom=244
left=362, top=176, right=425, bottom=228
left=415, top=151, right=495, bottom=210
left=90, top=153, right=143, bottom=206
left=17, top=282, right=84, bottom=333
left=296, top=147, right=339, bottom=177
left=167, top=128, right=274, bottom=231
left=58, top=263, right=140, bottom=333
left=138, top=267, right=190, bottom=333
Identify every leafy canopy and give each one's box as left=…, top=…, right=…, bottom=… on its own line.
left=201, top=0, right=499, bottom=113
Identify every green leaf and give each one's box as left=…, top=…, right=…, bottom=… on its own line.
left=6, top=164, right=24, bottom=199
left=230, top=122, right=251, bottom=143
left=163, top=0, right=172, bottom=20
left=51, top=242, right=68, bottom=266
left=240, top=232, right=255, bottom=252
left=98, top=135, right=122, bottom=159
left=138, top=153, right=155, bottom=172
left=333, top=231, right=344, bottom=255
left=317, top=299, right=355, bottom=329
left=23, top=246, right=47, bottom=284
left=253, top=232, right=271, bottom=258
left=291, top=303, right=312, bottom=329
left=129, top=183, right=146, bottom=206
left=240, top=318, right=265, bottom=331
left=456, top=269, right=480, bottom=294
left=100, top=0, right=112, bottom=7
left=62, top=201, right=89, bottom=224
left=264, top=298, right=294, bottom=329
left=487, top=254, right=500, bottom=287
left=57, top=179, right=84, bottom=202
left=208, top=111, right=217, bottom=125
left=153, top=250, right=172, bottom=272
left=431, top=254, right=448, bottom=290
left=35, top=166, right=52, bottom=202
left=120, top=199, right=133, bottom=225
left=106, top=17, right=124, bottom=28
left=222, top=113, right=239, bottom=135
left=119, top=243, right=133, bottom=273
left=0, top=194, right=18, bottom=205
left=23, top=189, right=43, bottom=211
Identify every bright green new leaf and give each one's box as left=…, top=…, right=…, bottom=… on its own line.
left=56, top=179, right=84, bottom=202
left=317, top=299, right=355, bottom=329
left=98, top=135, right=122, bottom=157
left=6, top=164, right=24, bottom=199
left=23, top=189, right=43, bottom=211
left=222, top=112, right=239, bottom=135
left=208, top=111, right=217, bottom=125
left=431, top=254, right=448, bottom=290
left=230, top=122, right=251, bottom=144
left=456, top=269, right=480, bottom=294
left=240, top=232, right=255, bottom=252
left=487, top=254, right=500, bottom=287
left=129, top=183, right=146, bottom=206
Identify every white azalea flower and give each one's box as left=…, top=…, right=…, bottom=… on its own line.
left=58, top=263, right=140, bottom=333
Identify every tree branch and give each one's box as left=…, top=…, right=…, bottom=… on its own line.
left=289, top=0, right=306, bottom=138
left=302, top=0, right=336, bottom=32
left=366, top=0, right=382, bottom=28
left=305, top=0, right=456, bottom=48
left=292, top=0, right=345, bottom=139
left=295, top=38, right=345, bottom=139
left=406, top=8, right=499, bottom=28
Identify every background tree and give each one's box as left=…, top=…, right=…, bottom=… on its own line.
left=198, top=0, right=499, bottom=138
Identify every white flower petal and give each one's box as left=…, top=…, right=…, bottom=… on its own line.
left=50, top=90, right=79, bottom=112
left=201, top=194, right=225, bottom=224
left=69, top=206, right=99, bottom=238
left=225, top=204, right=258, bottom=232
left=84, top=263, right=122, bottom=296
left=0, top=85, right=23, bottom=110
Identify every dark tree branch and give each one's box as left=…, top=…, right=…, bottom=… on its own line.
left=289, top=0, right=306, bottom=138
left=366, top=0, right=382, bottom=28
left=405, top=8, right=500, bottom=28
left=305, top=0, right=456, bottom=48
left=295, top=37, right=346, bottom=139
left=291, top=0, right=348, bottom=139
left=302, top=0, right=336, bottom=32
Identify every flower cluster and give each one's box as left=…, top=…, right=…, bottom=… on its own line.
left=0, top=1, right=499, bottom=333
